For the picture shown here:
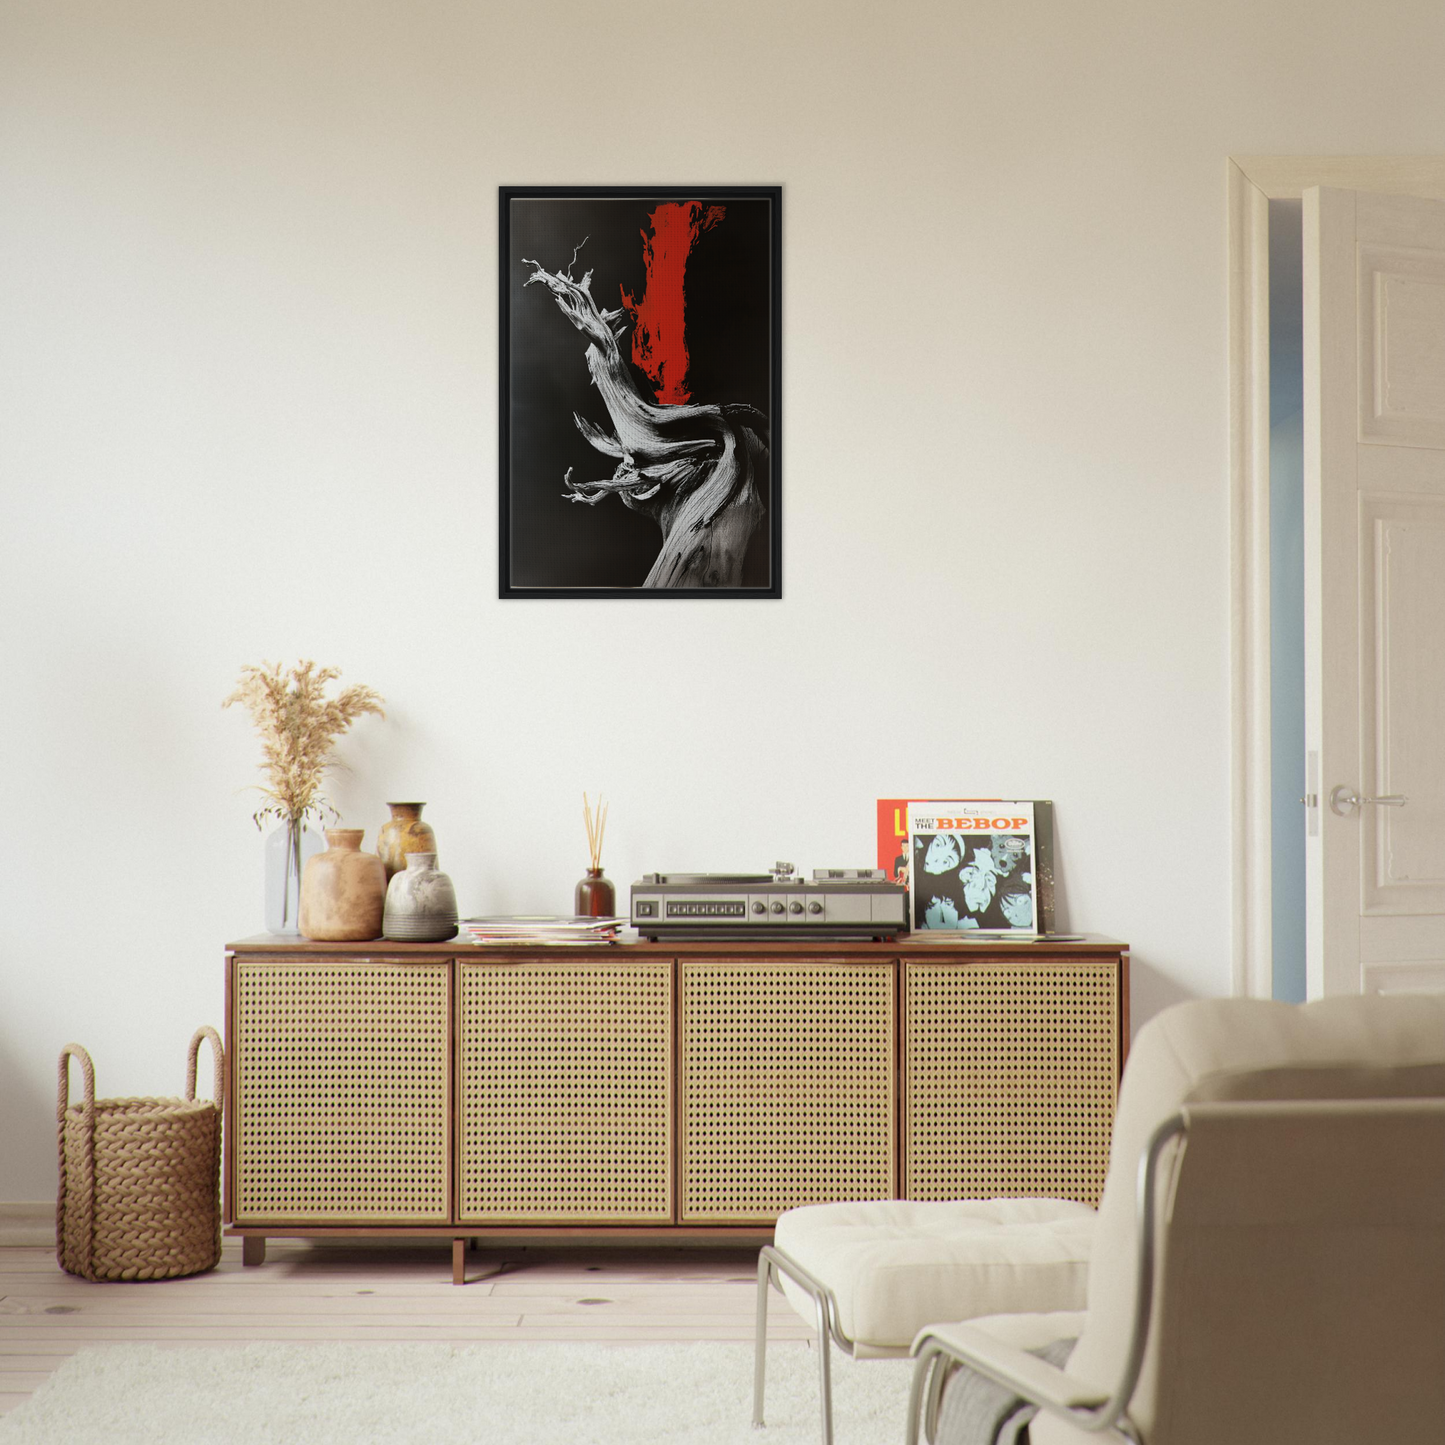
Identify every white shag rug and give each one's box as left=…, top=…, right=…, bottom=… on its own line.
left=0, top=1341, right=914, bottom=1444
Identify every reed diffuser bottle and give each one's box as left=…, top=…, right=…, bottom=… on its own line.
left=575, top=792, right=616, bottom=917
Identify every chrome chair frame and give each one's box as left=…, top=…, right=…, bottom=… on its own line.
left=753, top=1243, right=872, bottom=1445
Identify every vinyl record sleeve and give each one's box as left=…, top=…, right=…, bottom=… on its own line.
left=877, top=798, right=1056, bottom=934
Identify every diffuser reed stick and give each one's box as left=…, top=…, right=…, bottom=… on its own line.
left=582, top=791, right=608, bottom=870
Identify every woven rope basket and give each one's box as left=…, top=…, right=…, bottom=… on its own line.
left=56, top=1027, right=224, bottom=1282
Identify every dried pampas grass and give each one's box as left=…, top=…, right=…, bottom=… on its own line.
left=223, top=660, right=385, bottom=828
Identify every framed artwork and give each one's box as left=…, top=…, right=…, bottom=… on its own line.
left=499, top=186, right=781, bottom=597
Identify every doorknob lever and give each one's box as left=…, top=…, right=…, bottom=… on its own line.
left=1329, top=786, right=1408, bottom=816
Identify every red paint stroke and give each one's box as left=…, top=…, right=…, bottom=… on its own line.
left=620, top=201, right=725, bottom=405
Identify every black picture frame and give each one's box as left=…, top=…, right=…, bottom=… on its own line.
left=499, top=186, right=782, bottom=598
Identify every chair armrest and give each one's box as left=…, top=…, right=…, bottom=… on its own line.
left=914, top=1321, right=1106, bottom=1413
left=937, top=1309, right=1086, bottom=1354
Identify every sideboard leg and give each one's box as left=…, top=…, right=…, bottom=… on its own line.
left=452, top=1237, right=465, bottom=1285
left=241, top=1236, right=266, bottom=1268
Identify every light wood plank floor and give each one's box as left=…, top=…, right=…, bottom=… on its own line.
left=0, top=1239, right=811, bottom=1415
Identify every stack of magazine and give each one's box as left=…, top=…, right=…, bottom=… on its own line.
left=458, top=915, right=626, bottom=946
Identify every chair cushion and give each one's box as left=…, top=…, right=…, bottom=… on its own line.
left=772, top=1197, right=1096, bottom=1354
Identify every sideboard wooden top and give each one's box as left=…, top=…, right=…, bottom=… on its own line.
left=227, top=932, right=1127, bottom=958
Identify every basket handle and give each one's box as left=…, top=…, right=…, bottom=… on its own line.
left=185, top=1026, right=225, bottom=1108
left=57, top=1043, right=95, bottom=1125
left=56, top=1043, right=98, bottom=1277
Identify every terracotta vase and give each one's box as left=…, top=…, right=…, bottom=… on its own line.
left=574, top=867, right=616, bottom=918
left=383, top=853, right=459, bottom=942
left=376, top=802, right=438, bottom=881
left=299, top=829, right=385, bottom=941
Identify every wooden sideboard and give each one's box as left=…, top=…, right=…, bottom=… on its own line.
left=224, top=935, right=1129, bottom=1281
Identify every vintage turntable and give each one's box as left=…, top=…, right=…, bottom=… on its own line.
left=630, top=863, right=907, bottom=940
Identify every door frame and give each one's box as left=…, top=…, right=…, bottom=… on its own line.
left=1228, top=157, right=1445, bottom=999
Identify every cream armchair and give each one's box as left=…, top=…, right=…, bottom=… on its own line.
left=907, top=993, right=1445, bottom=1445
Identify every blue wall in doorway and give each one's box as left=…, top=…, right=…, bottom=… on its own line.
left=1269, top=199, right=1307, bottom=1004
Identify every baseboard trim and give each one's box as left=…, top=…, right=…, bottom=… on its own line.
left=0, top=1201, right=54, bottom=1247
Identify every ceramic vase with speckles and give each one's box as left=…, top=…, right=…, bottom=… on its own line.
left=299, top=829, right=385, bottom=941
left=376, top=802, right=438, bottom=881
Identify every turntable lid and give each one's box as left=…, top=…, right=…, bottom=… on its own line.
left=650, top=872, right=772, bottom=885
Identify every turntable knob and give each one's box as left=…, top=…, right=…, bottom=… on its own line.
left=789, top=901, right=804, bottom=915
left=770, top=902, right=785, bottom=915
left=808, top=901, right=823, bottom=915
left=752, top=901, right=766, bottom=914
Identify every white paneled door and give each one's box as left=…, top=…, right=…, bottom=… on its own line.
left=1305, top=187, right=1445, bottom=996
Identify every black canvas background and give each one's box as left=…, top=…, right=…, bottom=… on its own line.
left=505, top=195, right=773, bottom=590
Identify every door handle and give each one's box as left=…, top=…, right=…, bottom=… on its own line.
left=1329, top=786, right=1408, bottom=816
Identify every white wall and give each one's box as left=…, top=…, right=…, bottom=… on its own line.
left=3, top=0, right=1442, bottom=1200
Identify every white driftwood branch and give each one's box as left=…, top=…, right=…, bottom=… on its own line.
left=523, top=242, right=769, bottom=588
